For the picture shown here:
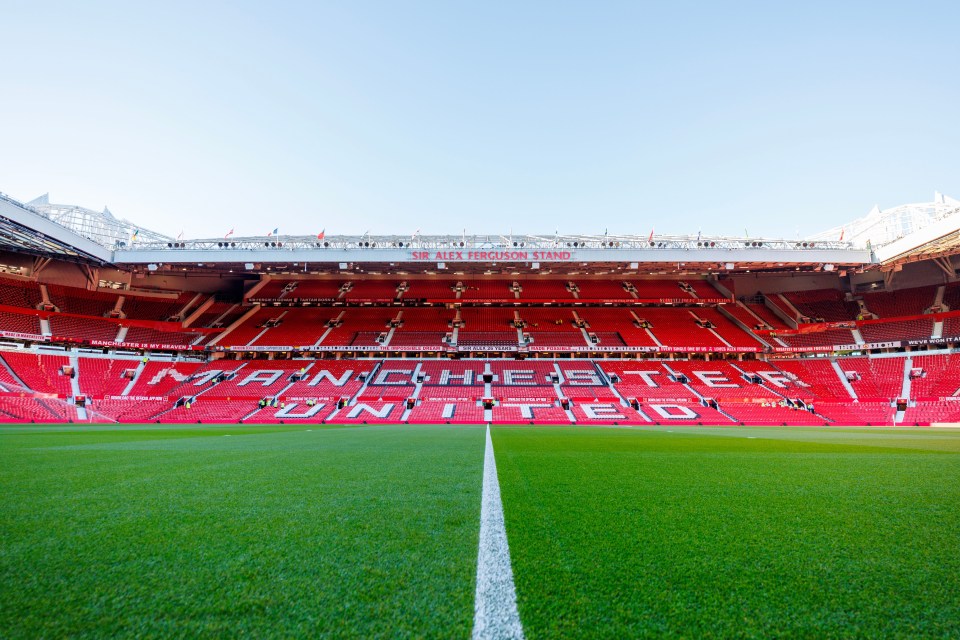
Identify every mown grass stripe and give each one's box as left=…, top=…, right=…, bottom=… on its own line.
left=472, top=425, right=525, bottom=640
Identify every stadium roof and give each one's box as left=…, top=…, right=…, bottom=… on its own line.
left=809, top=191, right=960, bottom=268
left=0, top=193, right=111, bottom=263
left=0, top=188, right=922, bottom=275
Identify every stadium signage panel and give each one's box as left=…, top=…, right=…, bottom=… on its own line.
left=906, top=337, right=955, bottom=347
left=772, top=340, right=901, bottom=352
left=0, top=331, right=49, bottom=341
left=410, top=250, right=574, bottom=261
left=88, top=339, right=200, bottom=351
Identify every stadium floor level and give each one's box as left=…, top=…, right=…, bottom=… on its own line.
left=2, top=423, right=959, bottom=638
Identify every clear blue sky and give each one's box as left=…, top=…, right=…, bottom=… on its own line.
left=1, top=1, right=957, bottom=239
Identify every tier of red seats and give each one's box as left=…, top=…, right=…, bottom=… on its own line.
left=342, top=280, right=402, bottom=301
left=578, top=308, right=656, bottom=347
left=778, top=329, right=856, bottom=349
left=405, top=400, right=485, bottom=423
left=0, top=310, right=42, bottom=336
left=45, top=284, right=119, bottom=316
left=835, top=357, right=905, bottom=401
left=665, top=361, right=781, bottom=401
left=943, top=317, right=960, bottom=340
left=217, top=308, right=282, bottom=346
left=77, top=358, right=136, bottom=398
left=1, top=352, right=73, bottom=395
left=124, top=326, right=200, bottom=346
left=189, top=301, right=243, bottom=328
left=721, top=403, right=825, bottom=425
left=859, top=319, right=932, bottom=343
left=252, top=307, right=336, bottom=347
left=783, top=289, right=860, bottom=322
left=0, top=396, right=76, bottom=422
left=492, top=402, right=569, bottom=424
left=745, top=302, right=792, bottom=330
left=944, top=284, right=960, bottom=312
left=722, top=303, right=777, bottom=333
left=641, top=308, right=728, bottom=349
left=861, top=286, right=936, bottom=318
left=320, top=308, right=396, bottom=347
left=113, top=361, right=190, bottom=396
left=122, top=293, right=193, bottom=320
left=690, top=307, right=765, bottom=349
left=86, top=399, right=169, bottom=422
left=818, top=402, right=895, bottom=425
left=49, top=315, right=119, bottom=342
left=909, top=354, right=960, bottom=400
left=2, top=350, right=958, bottom=425
left=900, top=401, right=960, bottom=425
left=0, top=278, right=42, bottom=309
left=597, top=362, right=691, bottom=401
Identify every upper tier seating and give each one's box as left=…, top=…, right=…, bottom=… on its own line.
left=783, top=289, right=860, bottom=322
left=49, top=315, right=120, bottom=342
left=861, top=286, right=937, bottom=318
left=574, top=280, right=634, bottom=300
left=458, top=280, right=517, bottom=301
left=123, top=327, right=201, bottom=347
left=251, top=279, right=343, bottom=301
left=320, top=308, right=397, bottom=347
left=944, top=283, right=960, bottom=312
left=0, top=311, right=42, bottom=336
left=457, top=308, right=520, bottom=349
left=244, top=307, right=334, bottom=347
left=747, top=302, right=793, bottom=330
left=190, top=301, right=245, bottom=328
left=689, top=307, right=765, bottom=349
left=46, top=284, right=119, bottom=316
left=640, top=308, right=729, bottom=349
left=342, top=280, right=403, bottom=302
left=577, top=308, right=658, bottom=347
left=778, top=329, right=856, bottom=349
left=517, top=280, right=575, bottom=301
left=859, top=319, right=932, bottom=343
left=122, top=293, right=193, bottom=320
left=0, top=277, right=42, bottom=309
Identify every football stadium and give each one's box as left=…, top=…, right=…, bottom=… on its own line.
left=1, top=191, right=960, bottom=637
left=4, top=3, right=960, bottom=638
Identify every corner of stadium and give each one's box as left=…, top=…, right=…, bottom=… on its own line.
left=1, top=189, right=959, bottom=427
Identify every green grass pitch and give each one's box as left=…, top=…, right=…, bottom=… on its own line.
left=2, top=423, right=960, bottom=638
left=494, top=426, right=960, bottom=638
left=0, top=424, right=486, bottom=638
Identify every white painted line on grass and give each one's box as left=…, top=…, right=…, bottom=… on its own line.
left=472, top=425, right=525, bottom=640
